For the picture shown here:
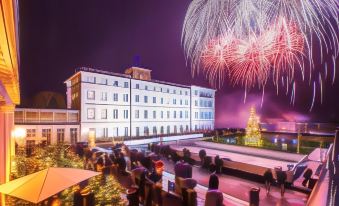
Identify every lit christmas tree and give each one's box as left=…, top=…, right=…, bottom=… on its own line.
left=244, top=106, right=263, bottom=147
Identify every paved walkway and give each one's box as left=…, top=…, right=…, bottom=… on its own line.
left=163, top=158, right=308, bottom=206
left=172, top=145, right=295, bottom=171
left=194, top=141, right=305, bottom=162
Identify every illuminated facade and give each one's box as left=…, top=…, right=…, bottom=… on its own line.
left=65, top=67, right=215, bottom=141
left=0, top=0, right=20, bottom=188
left=13, top=108, right=80, bottom=146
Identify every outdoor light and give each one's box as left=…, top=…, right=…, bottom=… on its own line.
left=12, top=127, right=26, bottom=145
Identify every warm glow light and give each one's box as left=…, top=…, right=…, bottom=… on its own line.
left=12, top=128, right=26, bottom=140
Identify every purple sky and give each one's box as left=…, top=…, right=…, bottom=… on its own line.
left=18, top=0, right=339, bottom=128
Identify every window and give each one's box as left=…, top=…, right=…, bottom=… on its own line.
left=57, top=129, right=65, bottom=144
left=135, top=95, right=140, bottom=102
left=180, top=125, right=184, bottom=133
left=180, top=99, right=182, bottom=105
left=195, top=125, right=198, bottom=130
left=153, top=126, right=157, bottom=135
left=101, top=109, right=107, bottom=119
left=145, top=85, right=148, bottom=90
left=123, top=94, right=129, bottom=102
left=195, top=100, right=198, bottom=106
left=185, top=91, right=188, bottom=96
left=174, top=126, right=177, bottom=133
left=124, top=127, right=128, bottom=136
left=87, top=108, right=95, bottom=119
left=113, top=109, right=118, bottom=119
left=161, top=111, right=164, bottom=119
left=87, top=90, right=95, bottom=100
left=174, top=111, right=177, bottom=118
left=144, top=96, right=148, bottom=103
left=173, top=90, right=176, bottom=94
left=160, top=126, right=164, bottom=134
left=167, top=111, right=170, bottom=119
left=113, top=127, right=119, bottom=137
left=153, top=97, right=156, bottom=103
left=136, top=84, right=140, bottom=89
left=185, top=111, right=189, bottom=118
left=153, top=111, right=156, bottom=119
left=144, top=127, right=149, bottom=136
left=180, top=111, right=183, bottom=118
left=70, top=128, right=78, bottom=144
left=136, top=127, right=140, bottom=137
left=101, top=92, right=107, bottom=101
left=180, top=91, right=182, bottom=95
left=173, top=99, right=176, bottom=105
left=167, top=88, right=170, bottom=93
left=161, top=98, right=164, bottom=104
left=26, top=129, right=36, bottom=138
left=124, top=110, right=129, bottom=119
left=195, top=112, right=198, bottom=119
left=135, top=110, right=139, bottom=119
left=185, top=100, right=189, bottom=105
left=42, top=129, right=51, bottom=145
left=101, top=78, right=107, bottom=85
left=144, top=110, right=148, bottom=119
left=85, top=76, right=96, bottom=83
left=185, top=125, right=189, bottom=132
left=195, top=90, right=198, bottom=95
left=113, top=81, right=118, bottom=87
left=113, top=93, right=118, bottom=101
left=167, top=126, right=170, bottom=134
left=124, top=82, right=129, bottom=88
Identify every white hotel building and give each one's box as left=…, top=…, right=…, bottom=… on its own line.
left=64, top=67, right=215, bottom=142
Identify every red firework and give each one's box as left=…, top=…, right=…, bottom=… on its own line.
left=200, top=18, right=305, bottom=89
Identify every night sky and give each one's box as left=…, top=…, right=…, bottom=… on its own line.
left=18, top=0, right=339, bottom=128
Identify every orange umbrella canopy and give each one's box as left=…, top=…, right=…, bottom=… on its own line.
left=0, top=167, right=100, bottom=203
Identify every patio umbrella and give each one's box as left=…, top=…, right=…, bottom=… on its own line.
left=0, top=167, right=100, bottom=203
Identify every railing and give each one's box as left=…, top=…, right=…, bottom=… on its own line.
left=96, top=130, right=213, bottom=142
left=306, top=144, right=333, bottom=206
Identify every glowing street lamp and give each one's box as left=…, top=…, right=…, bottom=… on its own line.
left=12, top=128, right=26, bottom=147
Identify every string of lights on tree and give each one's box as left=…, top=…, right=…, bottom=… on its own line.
left=8, top=145, right=125, bottom=206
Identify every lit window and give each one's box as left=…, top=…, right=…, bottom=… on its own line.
left=87, top=90, right=95, bottom=100
left=101, top=92, right=107, bottom=101
left=101, top=109, right=107, bottom=119
left=87, top=108, right=95, bottom=119
left=26, top=129, right=36, bottom=138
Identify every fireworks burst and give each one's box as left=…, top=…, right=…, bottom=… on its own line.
left=182, top=0, right=339, bottom=109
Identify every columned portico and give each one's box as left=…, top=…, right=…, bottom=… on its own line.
left=0, top=104, right=15, bottom=184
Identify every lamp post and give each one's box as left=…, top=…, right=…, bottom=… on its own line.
left=11, top=128, right=26, bottom=154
